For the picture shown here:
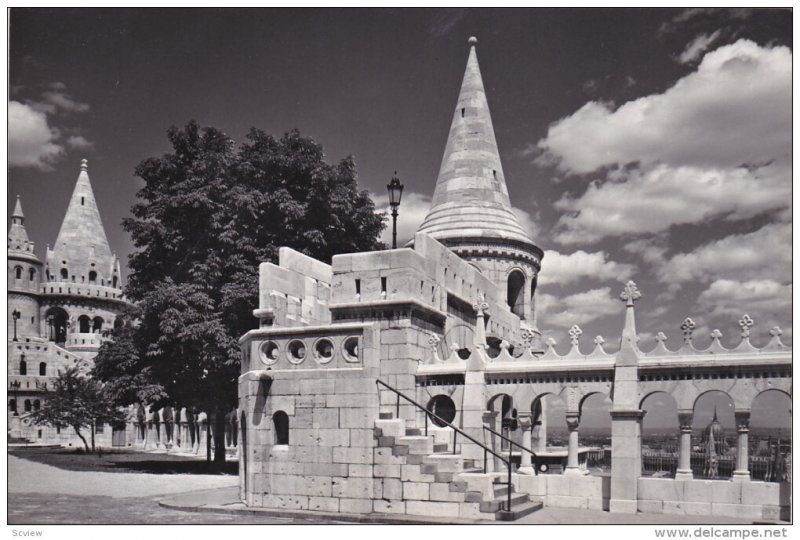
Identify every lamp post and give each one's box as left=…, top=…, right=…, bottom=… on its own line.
left=386, top=172, right=404, bottom=249
left=12, top=309, right=20, bottom=341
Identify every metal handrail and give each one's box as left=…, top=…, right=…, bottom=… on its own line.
left=483, top=425, right=539, bottom=475
left=376, top=378, right=514, bottom=512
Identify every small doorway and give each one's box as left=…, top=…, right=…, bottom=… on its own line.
left=112, top=422, right=127, bottom=447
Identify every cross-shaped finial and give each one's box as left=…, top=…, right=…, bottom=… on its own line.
left=738, top=314, right=754, bottom=338
left=544, top=337, right=557, bottom=348
left=710, top=329, right=722, bottom=341
left=499, top=340, right=511, bottom=351
left=655, top=331, right=667, bottom=344
left=568, top=324, right=583, bottom=347
left=428, top=333, right=441, bottom=349
left=520, top=328, right=534, bottom=345
left=593, top=335, right=605, bottom=346
left=449, top=342, right=460, bottom=353
left=620, top=280, right=641, bottom=307
left=769, top=326, right=783, bottom=337
left=681, top=317, right=696, bottom=343
left=472, top=293, right=489, bottom=317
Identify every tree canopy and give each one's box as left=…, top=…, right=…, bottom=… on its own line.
left=93, top=122, right=385, bottom=463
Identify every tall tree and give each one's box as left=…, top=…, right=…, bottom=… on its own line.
left=99, top=122, right=385, bottom=465
left=30, top=367, right=125, bottom=453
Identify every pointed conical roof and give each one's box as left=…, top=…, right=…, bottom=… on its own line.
left=8, top=195, right=39, bottom=261
left=48, top=159, right=115, bottom=283
left=416, top=37, right=534, bottom=246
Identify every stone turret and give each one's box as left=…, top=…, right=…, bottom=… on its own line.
left=46, top=159, right=122, bottom=290
left=8, top=196, right=43, bottom=337
left=414, top=37, right=543, bottom=326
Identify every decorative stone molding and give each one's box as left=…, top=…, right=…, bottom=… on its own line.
left=680, top=317, right=696, bottom=345
left=738, top=314, right=754, bottom=338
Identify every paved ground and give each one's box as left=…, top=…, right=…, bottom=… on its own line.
left=7, top=453, right=770, bottom=525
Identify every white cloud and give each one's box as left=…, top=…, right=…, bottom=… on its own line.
left=656, top=222, right=791, bottom=285
left=552, top=162, right=790, bottom=244
left=538, top=40, right=790, bottom=172
left=373, top=191, right=432, bottom=246
left=678, top=31, right=721, bottom=64
left=511, top=206, right=540, bottom=240
left=9, top=101, right=63, bottom=170
left=537, top=287, right=621, bottom=329
left=31, top=90, right=91, bottom=115
left=66, top=135, right=94, bottom=150
left=696, top=278, right=792, bottom=332
left=538, top=250, right=635, bottom=286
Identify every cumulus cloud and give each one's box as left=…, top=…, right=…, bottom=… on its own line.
left=373, top=191, right=432, bottom=246
left=697, top=279, right=791, bottom=320
left=9, top=101, right=63, bottom=170
left=66, top=135, right=94, bottom=150
left=537, top=287, right=621, bottom=329
left=536, top=40, right=790, bottom=244
left=679, top=31, right=722, bottom=63
left=656, top=222, right=791, bottom=285
left=30, top=90, right=91, bottom=115
left=538, top=250, right=635, bottom=286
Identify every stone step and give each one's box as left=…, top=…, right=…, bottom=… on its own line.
left=493, top=484, right=512, bottom=498
left=377, top=436, right=395, bottom=447
left=422, top=454, right=463, bottom=472
left=405, top=427, right=423, bottom=436
left=375, top=418, right=405, bottom=438
left=379, top=412, right=394, bottom=420
left=433, top=443, right=449, bottom=453
left=395, top=436, right=434, bottom=455
left=495, top=500, right=543, bottom=521
left=479, top=492, right=530, bottom=514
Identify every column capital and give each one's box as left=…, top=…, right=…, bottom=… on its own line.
left=610, top=409, right=645, bottom=420
left=517, top=412, right=533, bottom=430
left=734, top=410, right=751, bottom=431
left=566, top=415, right=580, bottom=431
left=678, top=411, right=693, bottom=431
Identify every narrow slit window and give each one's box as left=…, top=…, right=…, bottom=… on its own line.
left=355, top=279, right=361, bottom=296
left=81, top=197, right=85, bottom=206
left=461, top=108, right=465, bottom=118
left=381, top=277, right=387, bottom=297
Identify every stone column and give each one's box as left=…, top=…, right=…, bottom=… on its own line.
left=609, top=409, right=644, bottom=513
left=517, top=412, right=534, bottom=475
left=535, top=399, right=547, bottom=453
left=564, top=414, right=582, bottom=475
left=675, top=411, right=694, bottom=480
left=732, top=411, right=751, bottom=482
left=482, top=410, right=498, bottom=473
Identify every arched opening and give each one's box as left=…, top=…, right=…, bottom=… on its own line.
left=92, top=317, right=104, bottom=333
left=579, top=392, right=613, bottom=473
left=9, top=399, right=17, bottom=414
left=273, top=411, right=289, bottom=445
left=45, top=307, right=68, bottom=344
left=24, top=399, right=32, bottom=412
left=535, top=393, right=567, bottom=462
left=640, top=392, right=679, bottom=477
left=78, top=315, right=91, bottom=333
left=33, top=400, right=40, bottom=411
left=750, top=390, right=792, bottom=482
left=241, top=411, right=247, bottom=500
left=39, top=362, right=46, bottom=376
left=60, top=268, right=68, bottom=280
left=507, top=270, right=525, bottom=319
left=427, top=395, right=457, bottom=427
left=113, top=275, right=118, bottom=288
left=88, top=270, right=97, bottom=283
left=693, top=391, right=736, bottom=479
left=19, top=359, right=27, bottom=375
left=28, top=268, right=35, bottom=281
left=488, top=394, right=517, bottom=450
left=14, top=266, right=22, bottom=279
left=114, top=318, right=124, bottom=330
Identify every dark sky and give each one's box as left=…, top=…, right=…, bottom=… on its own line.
left=8, top=9, right=793, bottom=429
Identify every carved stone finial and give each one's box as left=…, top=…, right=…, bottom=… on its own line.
left=449, top=342, right=460, bottom=353
left=472, top=294, right=490, bottom=316
left=620, top=280, right=641, bottom=307
left=428, top=332, right=441, bottom=348
left=499, top=340, right=511, bottom=351
left=680, top=317, right=696, bottom=343
left=544, top=337, right=557, bottom=348
left=770, top=326, right=783, bottom=337
left=520, top=327, right=534, bottom=345
left=568, top=324, right=583, bottom=347
left=655, top=331, right=667, bottom=344
left=593, top=335, right=605, bottom=346
left=710, top=329, right=722, bottom=341
left=738, top=314, right=754, bottom=338
left=80, top=158, right=88, bottom=172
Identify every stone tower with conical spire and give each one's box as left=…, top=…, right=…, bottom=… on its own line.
left=415, top=37, right=544, bottom=326
left=8, top=196, right=43, bottom=337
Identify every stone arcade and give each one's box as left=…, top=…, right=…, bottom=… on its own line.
left=238, top=38, right=792, bottom=521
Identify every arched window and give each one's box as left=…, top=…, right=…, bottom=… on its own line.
left=78, top=315, right=91, bottom=333
left=46, top=307, right=68, bottom=343
left=19, top=360, right=27, bottom=375
left=113, top=276, right=118, bottom=288
left=29, top=268, right=35, bottom=281
left=60, top=268, right=68, bottom=279
left=89, top=270, right=97, bottom=283
left=273, top=411, right=289, bottom=445
left=114, top=318, right=124, bottom=330
left=92, top=317, right=103, bottom=333
left=15, top=266, right=22, bottom=279
left=9, top=399, right=16, bottom=414
left=39, top=362, right=46, bottom=376
left=24, top=399, right=32, bottom=412
left=33, top=400, right=40, bottom=411
left=507, top=270, right=526, bottom=319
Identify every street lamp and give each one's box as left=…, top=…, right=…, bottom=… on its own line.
left=12, top=309, right=20, bottom=341
left=386, top=171, right=404, bottom=249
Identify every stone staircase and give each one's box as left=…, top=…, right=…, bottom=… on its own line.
left=374, top=412, right=542, bottom=521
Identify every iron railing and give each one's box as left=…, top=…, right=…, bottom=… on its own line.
left=483, top=425, right=539, bottom=475
left=376, top=379, right=514, bottom=512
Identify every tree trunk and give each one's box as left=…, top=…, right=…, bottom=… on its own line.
left=74, top=426, right=90, bottom=452
left=91, top=421, right=96, bottom=453
left=213, top=409, right=227, bottom=467
left=206, top=416, right=211, bottom=463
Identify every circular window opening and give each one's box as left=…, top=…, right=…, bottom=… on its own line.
left=260, top=341, right=280, bottom=365
left=486, top=337, right=502, bottom=358
left=427, top=395, right=457, bottom=427
left=314, top=338, right=334, bottom=364
left=287, top=340, right=306, bottom=363
left=343, top=337, right=359, bottom=362
left=456, top=348, right=471, bottom=360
